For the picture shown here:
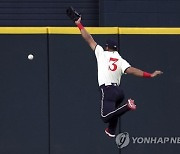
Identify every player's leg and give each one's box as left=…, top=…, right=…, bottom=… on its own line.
left=102, top=102, right=131, bottom=122
left=101, top=99, right=116, bottom=123
left=100, top=85, right=136, bottom=137
left=105, top=117, right=118, bottom=137
left=101, top=86, right=133, bottom=122
left=100, top=85, right=118, bottom=123
left=114, top=86, right=136, bottom=117
left=103, top=101, right=136, bottom=137
left=105, top=89, right=125, bottom=137
left=100, top=86, right=122, bottom=137
left=102, top=100, right=118, bottom=137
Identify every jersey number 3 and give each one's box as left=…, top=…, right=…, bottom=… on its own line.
left=109, top=57, right=118, bottom=71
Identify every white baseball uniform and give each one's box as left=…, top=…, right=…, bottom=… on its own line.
left=95, top=45, right=131, bottom=86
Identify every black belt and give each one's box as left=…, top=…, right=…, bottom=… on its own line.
left=100, top=83, right=119, bottom=88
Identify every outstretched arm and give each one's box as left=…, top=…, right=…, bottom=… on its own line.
left=125, top=67, right=163, bottom=78
left=75, top=17, right=97, bottom=51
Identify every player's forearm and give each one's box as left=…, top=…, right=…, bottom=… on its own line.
left=76, top=23, right=93, bottom=43
left=75, top=21, right=97, bottom=50
left=80, top=27, right=93, bottom=43
left=126, top=67, right=144, bottom=77
left=126, top=67, right=152, bottom=78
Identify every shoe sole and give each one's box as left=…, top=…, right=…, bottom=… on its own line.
left=105, top=130, right=115, bottom=138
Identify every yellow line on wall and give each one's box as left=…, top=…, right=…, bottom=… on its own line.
left=119, top=27, right=180, bottom=34
left=0, top=27, right=180, bottom=34
left=48, top=27, right=118, bottom=34
left=0, top=27, right=47, bottom=34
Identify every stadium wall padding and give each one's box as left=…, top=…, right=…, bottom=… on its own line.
left=0, top=27, right=179, bottom=154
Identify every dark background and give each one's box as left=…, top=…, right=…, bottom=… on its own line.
left=119, top=35, right=180, bottom=154
left=0, top=32, right=179, bottom=154
left=0, top=0, right=180, bottom=154
left=0, top=0, right=180, bottom=26
left=0, top=35, right=49, bottom=154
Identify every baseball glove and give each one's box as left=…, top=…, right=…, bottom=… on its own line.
left=66, top=6, right=81, bottom=21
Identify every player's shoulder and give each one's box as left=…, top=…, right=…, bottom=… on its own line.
left=112, top=51, right=121, bottom=57
left=95, top=44, right=104, bottom=51
left=94, top=44, right=104, bottom=56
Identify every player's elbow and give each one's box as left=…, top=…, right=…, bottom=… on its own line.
left=125, top=67, right=134, bottom=74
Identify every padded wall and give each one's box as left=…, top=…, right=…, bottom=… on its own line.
left=0, top=27, right=180, bottom=154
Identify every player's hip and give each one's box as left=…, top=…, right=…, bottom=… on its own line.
left=99, top=84, right=124, bottom=101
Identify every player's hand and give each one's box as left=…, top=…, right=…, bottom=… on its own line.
left=75, top=17, right=81, bottom=25
left=151, top=70, right=163, bottom=77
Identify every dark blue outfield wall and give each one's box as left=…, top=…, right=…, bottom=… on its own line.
left=0, top=27, right=179, bottom=154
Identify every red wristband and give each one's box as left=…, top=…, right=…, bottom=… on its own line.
left=77, top=23, right=84, bottom=30
left=143, top=72, right=152, bottom=78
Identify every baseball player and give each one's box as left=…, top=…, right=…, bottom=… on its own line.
left=74, top=17, right=163, bottom=137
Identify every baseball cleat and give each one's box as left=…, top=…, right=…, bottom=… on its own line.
left=105, top=128, right=115, bottom=138
left=127, top=99, right=136, bottom=110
